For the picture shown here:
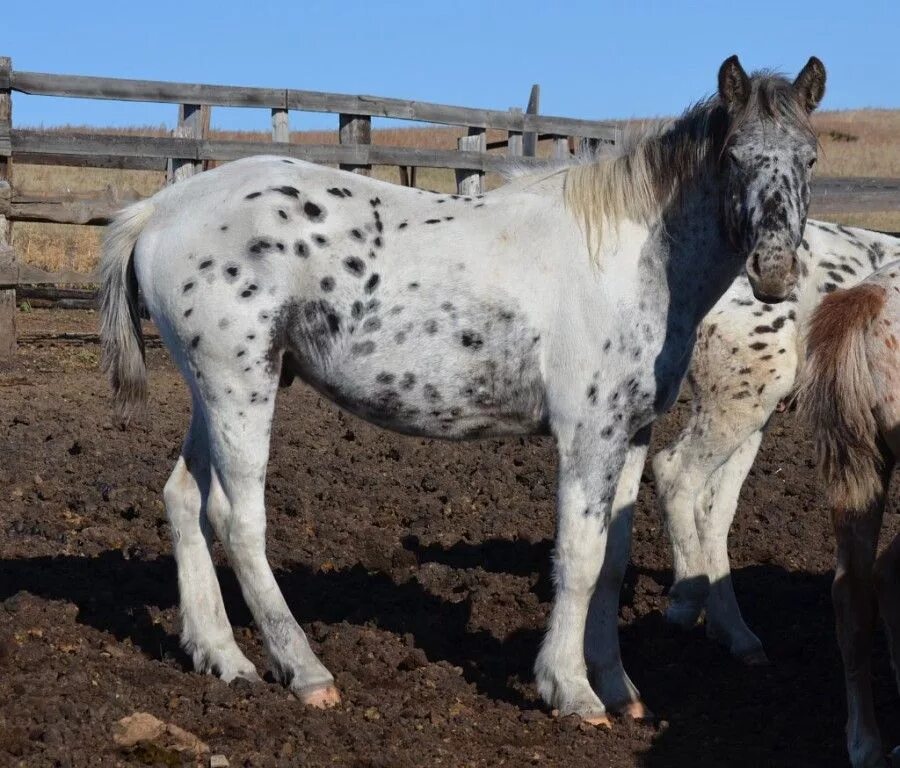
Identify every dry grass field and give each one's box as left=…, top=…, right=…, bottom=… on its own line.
left=8, top=109, right=900, bottom=274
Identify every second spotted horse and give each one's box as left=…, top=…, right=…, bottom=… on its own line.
left=99, top=56, right=824, bottom=723
left=653, top=221, right=900, bottom=663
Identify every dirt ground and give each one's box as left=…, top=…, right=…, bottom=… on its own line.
left=2, top=309, right=900, bottom=768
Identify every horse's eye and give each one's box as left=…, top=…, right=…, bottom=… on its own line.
left=727, top=149, right=742, bottom=166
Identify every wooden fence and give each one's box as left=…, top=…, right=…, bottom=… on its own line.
left=1, top=56, right=899, bottom=360
left=0, top=57, right=630, bottom=356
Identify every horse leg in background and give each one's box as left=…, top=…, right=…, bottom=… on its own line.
left=872, top=418, right=900, bottom=762
left=535, top=419, right=632, bottom=725
left=585, top=426, right=652, bottom=720
left=202, top=370, right=338, bottom=708
left=697, top=429, right=769, bottom=663
left=654, top=321, right=792, bottom=635
left=652, top=410, right=758, bottom=631
left=833, top=499, right=885, bottom=768
left=875, top=522, right=900, bottom=698
left=163, top=400, right=259, bottom=682
left=652, top=430, right=712, bottom=629
left=874, top=517, right=900, bottom=767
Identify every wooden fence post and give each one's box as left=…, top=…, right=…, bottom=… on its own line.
left=168, top=103, right=209, bottom=183
left=272, top=108, right=289, bottom=143
left=0, top=56, right=15, bottom=362
left=455, top=128, right=485, bottom=196
left=523, top=84, right=539, bottom=158
left=339, top=114, right=371, bottom=175
left=507, top=107, right=523, bottom=158
left=552, top=136, right=569, bottom=159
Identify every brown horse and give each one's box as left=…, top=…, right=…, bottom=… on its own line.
left=800, top=259, right=900, bottom=768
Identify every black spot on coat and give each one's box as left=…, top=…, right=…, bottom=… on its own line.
left=304, top=201, right=325, bottom=221
left=344, top=256, right=366, bottom=276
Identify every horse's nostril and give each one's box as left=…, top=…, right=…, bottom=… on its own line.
left=751, top=254, right=761, bottom=277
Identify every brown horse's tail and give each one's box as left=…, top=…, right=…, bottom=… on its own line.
left=99, top=199, right=155, bottom=424
left=798, top=282, right=887, bottom=511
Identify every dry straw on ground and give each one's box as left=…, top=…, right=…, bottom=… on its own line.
left=9, top=110, right=900, bottom=273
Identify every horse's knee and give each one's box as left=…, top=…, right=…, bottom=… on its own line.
left=163, top=458, right=202, bottom=526
left=873, top=551, right=899, bottom=603
left=651, top=447, right=680, bottom=497
left=204, top=476, right=233, bottom=538
left=832, top=565, right=852, bottom=607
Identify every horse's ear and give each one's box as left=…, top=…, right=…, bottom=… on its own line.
left=793, top=56, right=826, bottom=113
left=718, top=55, right=751, bottom=111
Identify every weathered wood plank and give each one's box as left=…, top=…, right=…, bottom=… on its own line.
left=10, top=186, right=143, bottom=225
left=339, top=114, right=371, bottom=175
left=0, top=243, right=15, bottom=285
left=10, top=263, right=98, bottom=286
left=552, top=136, right=569, bottom=160
left=0, top=289, right=14, bottom=358
left=399, top=166, right=417, bottom=188
left=12, top=70, right=288, bottom=108
left=523, top=84, right=539, bottom=158
left=507, top=107, right=523, bottom=158
left=11, top=70, right=619, bottom=140
left=10, top=129, right=555, bottom=172
left=0, top=56, right=14, bottom=360
left=271, top=108, right=289, bottom=143
left=169, top=103, right=209, bottom=183
left=455, top=129, right=486, bottom=196
left=14, top=152, right=167, bottom=171
left=16, top=285, right=98, bottom=301
left=810, top=177, right=900, bottom=214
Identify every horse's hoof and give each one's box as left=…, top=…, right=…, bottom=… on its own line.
left=233, top=668, right=263, bottom=684
left=581, top=712, right=613, bottom=728
left=889, top=744, right=900, bottom=767
left=298, top=684, right=341, bottom=709
left=665, top=602, right=702, bottom=630
left=551, top=709, right=611, bottom=728
left=619, top=700, right=655, bottom=722
left=737, top=647, right=770, bottom=666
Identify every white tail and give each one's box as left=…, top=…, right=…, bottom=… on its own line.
left=99, top=199, right=155, bottom=423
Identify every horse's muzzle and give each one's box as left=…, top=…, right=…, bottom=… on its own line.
left=745, top=250, right=799, bottom=303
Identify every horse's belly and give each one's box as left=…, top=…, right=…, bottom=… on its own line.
left=280, top=293, right=548, bottom=440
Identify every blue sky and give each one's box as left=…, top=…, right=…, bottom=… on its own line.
left=4, top=0, right=898, bottom=132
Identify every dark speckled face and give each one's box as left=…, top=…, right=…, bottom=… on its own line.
left=716, top=55, right=825, bottom=303
left=721, top=122, right=818, bottom=302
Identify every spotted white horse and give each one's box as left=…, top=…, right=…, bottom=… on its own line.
left=652, top=222, right=900, bottom=664
left=100, top=56, right=824, bottom=723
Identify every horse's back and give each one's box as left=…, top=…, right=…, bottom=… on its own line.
left=129, top=155, right=574, bottom=440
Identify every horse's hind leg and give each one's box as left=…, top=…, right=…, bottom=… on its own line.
left=697, top=429, right=768, bottom=663
left=164, top=403, right=259, bottom=681
left=833, top=498, right=885, bottom=768
left=875, top=524, right=900, bottom=696
left=203, top=374, right=338, bottom=707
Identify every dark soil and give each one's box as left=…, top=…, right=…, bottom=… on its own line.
left=2, top=309, right=900, bottom=768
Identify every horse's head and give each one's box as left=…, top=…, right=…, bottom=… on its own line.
left=717, top=55, right=825, bottom=303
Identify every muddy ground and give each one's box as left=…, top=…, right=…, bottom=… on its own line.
left=2, top=309, right=900, bottom=768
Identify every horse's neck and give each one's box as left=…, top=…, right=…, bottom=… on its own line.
left=650, top=179, right=738, bottom=328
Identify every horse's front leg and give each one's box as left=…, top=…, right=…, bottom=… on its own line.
left=586, top=426, right=652, bottom=719
left=535, top=417, right=631, bottom=724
